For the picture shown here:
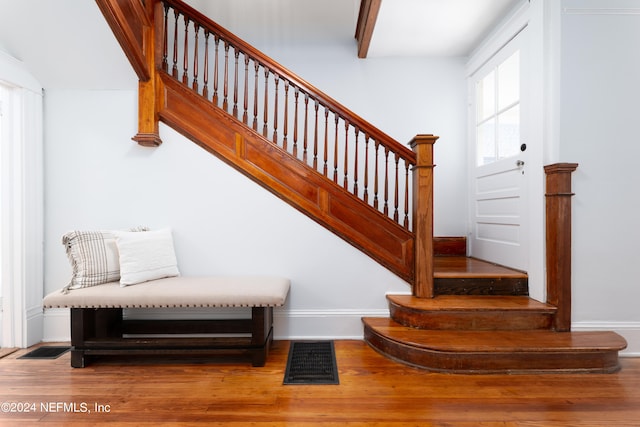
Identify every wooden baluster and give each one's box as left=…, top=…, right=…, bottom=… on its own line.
left=373, top=140, right=380, bottom=210
left=313, top=101, right=319, bottom=170
left=202, top=30, right=209, bottom=99
left=272, top=75, right=279, bottom=143
left=213, top=36, right=219, bottom=106
left=323, top=108, right=329, bottom=176
left=383, top=146, right=390, bottom=216
left=192, top=22, right=199, bottom=92
left=282, top=81, right=289, bottom=150
left=393, top=153, right=400, bottom=223
left=263, top=68, right=269, bottom=137
left=364, top=134, right=370, bottom=203
left=252, top=61, right=259, bottom=131
left=223, top=41, right=229, bottom=112
left=242, top=54, right=249, bottom=124
left=162, top=3, right=169, bottom=72
left=172, top=9, right=179, bottom=78
left=182, top=15, right=189, bottom=85
left=293, top=88, right=299, bottom=157
left=353, top=128, right=360, bottom=196
left=303, top=94, right=309, bottom=162
left=233, top=50, right=239, bottom=118
left=404, top=160, right=410, bottom=229
left=343, top=121, right=349, bottom=190
left=333, top=114, right=339, bottom=183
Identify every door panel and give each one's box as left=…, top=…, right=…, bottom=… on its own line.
left=472, top=159, right=526, bottom=269
left=469, top=29, right=528, bottom=271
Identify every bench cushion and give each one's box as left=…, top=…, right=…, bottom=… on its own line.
left=43, top=276, right=290, bottom=309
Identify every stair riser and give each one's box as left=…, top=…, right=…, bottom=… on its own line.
left=388, top=305, right=554, bottom=331
left=364, top=327, right=622, bottom=374
left=435, top=278, right=528, bottom=296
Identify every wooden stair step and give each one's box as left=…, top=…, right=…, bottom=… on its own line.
left=434, top=257, right=528, bottom=295
left=434, top=256, right=528, bottom=278
left=362, top=317, right=627, bottom=374
left=387, top=295, right=556, bottom=330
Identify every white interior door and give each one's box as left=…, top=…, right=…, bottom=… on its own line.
left=469, top=29, right=529, bottom=271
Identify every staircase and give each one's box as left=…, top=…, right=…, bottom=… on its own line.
left=363, top=256, right=627, bottom=373
left=95, top=0, right=627, bottom=373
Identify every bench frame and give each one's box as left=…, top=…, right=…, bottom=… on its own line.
left=70, top=306, right=273, bottom=368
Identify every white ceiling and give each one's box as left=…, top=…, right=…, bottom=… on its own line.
left=0, top=0, right=522, bottom=89
left=369, top=0, right=523, bottom=57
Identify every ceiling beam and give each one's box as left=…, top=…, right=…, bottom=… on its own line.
left=355, top=0, right=382, bottom=58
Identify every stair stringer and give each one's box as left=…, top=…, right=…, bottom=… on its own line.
left=157, top=72, right=415, bottom=283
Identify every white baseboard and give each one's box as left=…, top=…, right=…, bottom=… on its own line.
left=43, top=309, right=71, bottom=342
left=273, top=309, right=389, bottom=340
left=42, top=310, right=640, bottom=357
left=42, top=308, right=391, bottom=342
left=26, top=305, right=44, bottom=347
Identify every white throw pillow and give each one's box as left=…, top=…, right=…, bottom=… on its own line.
left=116, top=228, right=180, bottom=286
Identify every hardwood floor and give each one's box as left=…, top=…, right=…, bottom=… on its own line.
left=1, top=340, right=639, bottom=426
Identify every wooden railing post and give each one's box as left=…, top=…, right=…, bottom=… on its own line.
left=410, top=135, right=438, bottom=298
left=544, top=162, right=578, bottom=331
left=131, top=0, right=163, bottom=147
left=94, top=0, right=162, bottom=146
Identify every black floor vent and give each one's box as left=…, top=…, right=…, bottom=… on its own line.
left=19, top=346, right=70, bottom=360
left=283, top=341, right=339, bottom=385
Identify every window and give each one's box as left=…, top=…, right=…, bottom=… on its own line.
left=475, top=50, right=520, bottom=166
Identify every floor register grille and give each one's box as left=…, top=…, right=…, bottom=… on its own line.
left=283, top=341, right=339, bottom=385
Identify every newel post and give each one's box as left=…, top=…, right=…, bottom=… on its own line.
left=132, top=0, right=163, bottom=147
left=544, top=163, right=578, bottom=331
left=410, top=134, right=439, bottom=298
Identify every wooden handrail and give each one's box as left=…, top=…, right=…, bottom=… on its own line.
left=161, top=0, right=415, bottom=162
left=158, top=0, right=418, bottom=230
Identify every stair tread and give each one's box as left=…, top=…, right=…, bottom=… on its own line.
left=434, top=256, right=527, bottom=279
left=387, top=295, right=556, bottom=312
left=363, top=317, right=628, bottom=352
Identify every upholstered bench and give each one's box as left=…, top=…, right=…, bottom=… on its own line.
left=43, top=276, right=290, bottom=368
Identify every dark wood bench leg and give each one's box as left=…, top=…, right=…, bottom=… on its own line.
left=70, top=350, right=86, bottom=368
left=70, top=308, right=91, bottom=368
left=251, top=307, right=273, bottom=367
left=70, top=308, right=123, bottom=368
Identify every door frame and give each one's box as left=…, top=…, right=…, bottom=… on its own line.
left=0, top=51, right=44, bottom=348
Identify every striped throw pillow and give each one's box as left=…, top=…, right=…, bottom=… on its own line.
left=62, top=227, right=147, bottom=289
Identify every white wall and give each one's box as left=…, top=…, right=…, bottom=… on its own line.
left=559, top=0, right=640, bottom=353
left=40, top=0, right=469, bottom=342
left=42, top=61, right=467, bottom=340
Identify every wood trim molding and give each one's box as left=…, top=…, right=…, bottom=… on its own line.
left=95, top=0, right=151, bottom=81
left=355, top=0, right=382, bottom=59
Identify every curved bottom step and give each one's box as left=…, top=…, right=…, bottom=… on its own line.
left=363, top=317, right=627, bottom=374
